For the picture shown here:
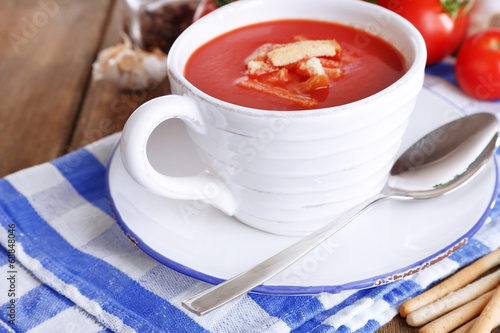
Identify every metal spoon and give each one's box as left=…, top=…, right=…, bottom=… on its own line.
left=182, top=112, right=499, bottom=316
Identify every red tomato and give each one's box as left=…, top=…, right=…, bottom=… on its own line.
left=375, top=0, right=470, bottom=65
left=455, top=29, right=500, bottom=101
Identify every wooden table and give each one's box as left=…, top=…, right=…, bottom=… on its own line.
left=0, top=1, right=497, bottom=332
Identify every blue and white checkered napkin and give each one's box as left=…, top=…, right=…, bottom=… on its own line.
left=1, top=59, right=500, bottom=333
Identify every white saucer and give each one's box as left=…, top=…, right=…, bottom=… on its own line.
left=106, top=87, right=498, bottom=294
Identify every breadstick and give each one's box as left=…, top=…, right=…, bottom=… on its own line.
left=400, top=247, right=500, bottom=317
left=406, top=269, right=500, bottom=326
left=453, top=312, right=500, bottom=333
left=470, top=286, right=500, bottom=333
left=418, top=287, right=497, bottom=333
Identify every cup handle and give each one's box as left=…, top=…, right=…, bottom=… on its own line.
left=120, top=95, right=238, bottom=215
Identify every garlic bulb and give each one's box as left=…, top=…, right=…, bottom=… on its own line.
left=92, top=33, right=168, bottom=90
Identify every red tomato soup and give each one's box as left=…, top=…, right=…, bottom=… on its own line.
left=184, top=19, right=408, bottom=111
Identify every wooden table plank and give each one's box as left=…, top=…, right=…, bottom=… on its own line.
left=0, top=0, right=113, bottom=177
left=378, top=316, right=418, bottom=333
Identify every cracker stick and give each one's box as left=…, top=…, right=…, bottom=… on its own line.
left=418, top=287, right=497, bottom=333
left=453, top=312, right=500, bottom=333
left=406, top=269, right=500, bottom=326
left=400, top=247, right=500, bottom=317
left=470, top=285, right=500, bottom=333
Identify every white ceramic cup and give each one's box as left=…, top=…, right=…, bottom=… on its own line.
left=120, top=0, right=426, bottom=236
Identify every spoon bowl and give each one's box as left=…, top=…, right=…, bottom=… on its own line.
left=182, top=112, right=500, bottom=316
left=388, top=113, right=499, bottom=198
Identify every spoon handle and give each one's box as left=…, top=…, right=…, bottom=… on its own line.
left=182, top=193, right=387, bottom=316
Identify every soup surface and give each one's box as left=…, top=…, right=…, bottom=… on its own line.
left=185, top=19, right=408, bottom=111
